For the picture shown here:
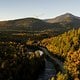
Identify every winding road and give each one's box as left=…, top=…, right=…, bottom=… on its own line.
left=40, top=47, right=65, bottom=73
left=37, top=47, right=65, bottom=80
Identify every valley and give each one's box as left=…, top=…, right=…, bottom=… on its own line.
left=0, top=13, right=80, bottom=80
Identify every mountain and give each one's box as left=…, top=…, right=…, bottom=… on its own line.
left=45, top=13, right=80, bottom=23
left=0, top=17, right=65, bottom=42
left=0, top=17, right=67, bottom=36
left=45, top=13, right=80, bottom=29
left=0, top=13, right=80, bottom=31
left=0, top=18, right=50, bottom=31
left=0, top=13, right=80, bottom=35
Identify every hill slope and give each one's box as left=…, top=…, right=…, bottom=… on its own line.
left=45, top=13, right=80, bottom=29
left=46, top=13, right=80, bottom=23
left=0, top=18, right=50, bottom=31
left=0, top=17, right=65, bottom=42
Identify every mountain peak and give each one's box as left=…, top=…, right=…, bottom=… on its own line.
left=64, top=13, right=73, bottom=15
left=46, top=13, right=80, bottom=23
left=61, top=13, right=76, bottom=18
left=63, top=13, right=74, bottom=17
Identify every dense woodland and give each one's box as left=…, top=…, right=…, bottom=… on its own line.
left=42, top=28, right=80, bottom=80
left=0, top=42, right=45, bottom=80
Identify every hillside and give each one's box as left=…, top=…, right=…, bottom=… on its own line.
left=0, top=13, right=80, bottom=32
left=0, top=18, right=50, bottom=31
left=0, top=17, right=65, bottom=32
left=45, top=13, right=80, bottom=29
left=0, top=17, right=69, bottom=42
left=0, top=13, right=80, bottom=42
left=46, top=13, right=80, bottom=23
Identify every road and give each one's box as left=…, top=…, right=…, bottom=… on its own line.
left=37, top=46, right=65, bottom=80
left=40, top=47, right=65, bottom=73
left=38, top=59, right=56, bottom=80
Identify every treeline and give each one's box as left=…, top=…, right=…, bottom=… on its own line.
left=0, top=30, right=53, bottom=43
left=41, top=28, right=80, bottom=80
left=0, top=42, right=45, bottom=80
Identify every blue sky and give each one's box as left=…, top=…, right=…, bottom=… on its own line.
left=0, top=0, right=80, bottom=20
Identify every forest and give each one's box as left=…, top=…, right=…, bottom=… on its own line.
left=0, top=28, right=80, bottom=80
left=0, top=42, right=45, bottom=80
left=41, top=28, right=80, bottom=80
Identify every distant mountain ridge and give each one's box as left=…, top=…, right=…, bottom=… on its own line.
left=0, top=13, right=80, bottom=34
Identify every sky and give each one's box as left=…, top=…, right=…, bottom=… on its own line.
left=0, top=0, right=80, bottom=21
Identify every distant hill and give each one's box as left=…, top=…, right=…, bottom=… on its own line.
left=0, top=18, right=50, bottom=31
left=0, top=17, right=67, bottom=37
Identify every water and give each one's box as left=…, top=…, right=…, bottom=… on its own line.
left=38, top=59, right=56, bottom=80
